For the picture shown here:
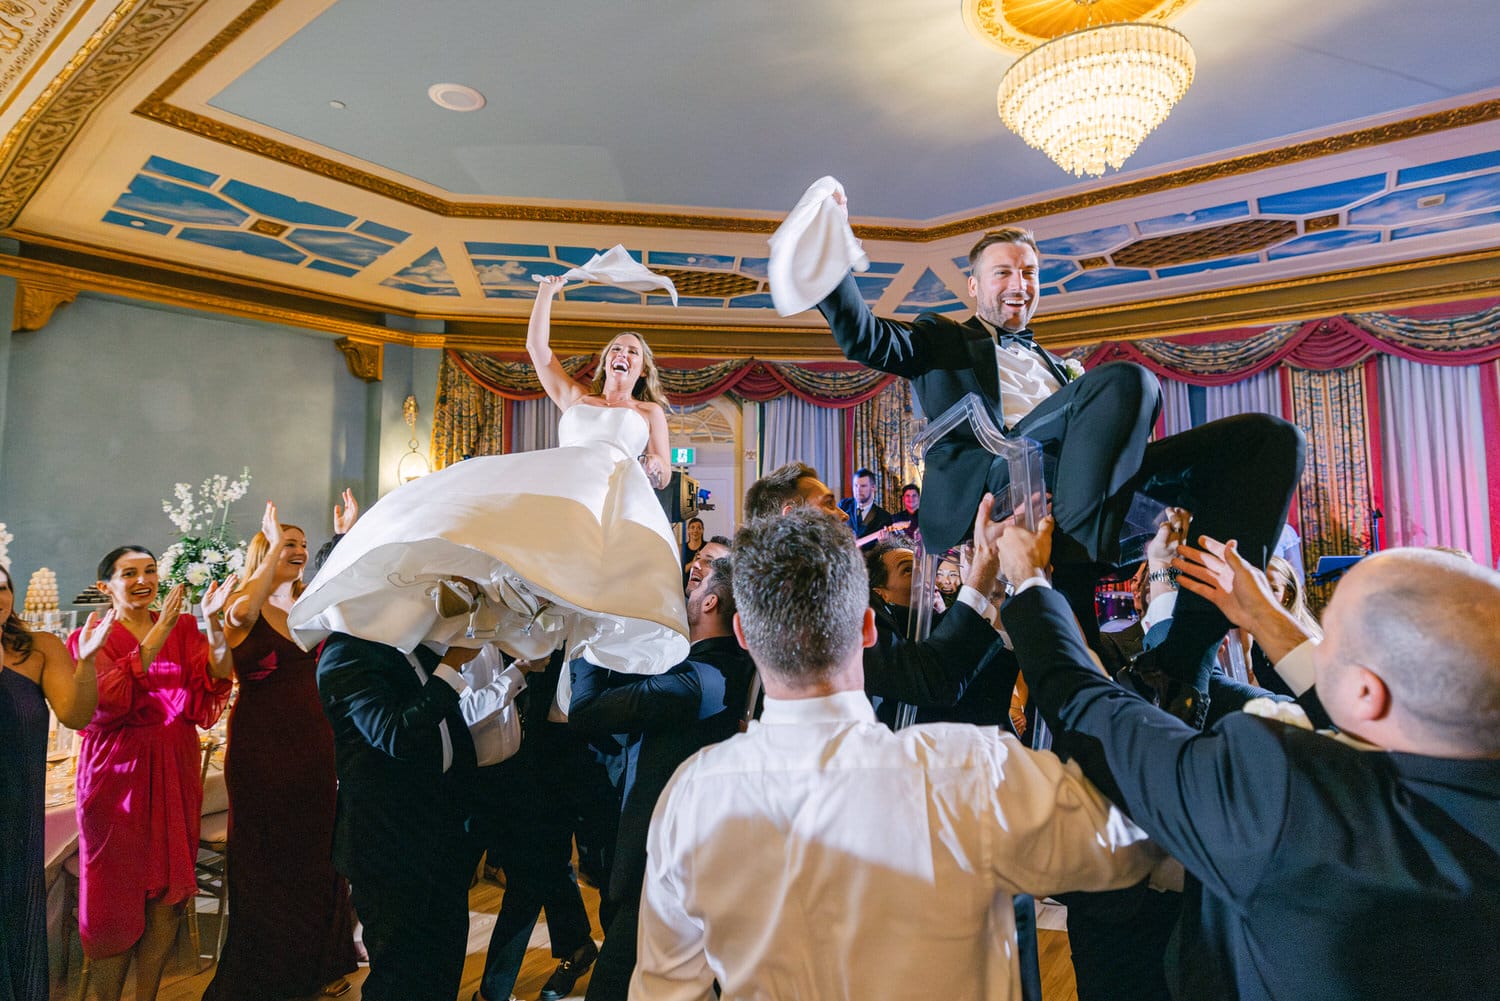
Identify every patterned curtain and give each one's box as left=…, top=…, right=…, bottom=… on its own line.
left=1288, top=366, right=1374, bottom=609
left=432, top=353, right=506, bottom=470
left=851, top=379, right=921, bottom=510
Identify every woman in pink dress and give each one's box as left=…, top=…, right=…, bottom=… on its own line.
left=66, top=546, right=234, bottom=1001
left=201, top=501, right=357, bottom=1000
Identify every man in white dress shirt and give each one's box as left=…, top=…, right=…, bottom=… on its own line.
left=631, top=505, right=1162, bottom=1001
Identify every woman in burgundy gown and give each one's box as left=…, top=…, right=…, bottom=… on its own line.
left=202, top=502, right=357, bottom=1001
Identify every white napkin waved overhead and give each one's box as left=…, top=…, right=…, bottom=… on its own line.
left=533, top=244, right=679, bottom=305
left=768, top=176, right=870, bottom=316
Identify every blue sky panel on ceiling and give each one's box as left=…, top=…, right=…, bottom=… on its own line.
left=739, top=257, right=769, bottom=279
left=473, top=258, right=566, bottom=286
left=466, top=241, right=551, bottom=258
left=1156, top=254, right=1263, bottom=279
left=219, top=180, right=356, bottom=228
left=1040, top=259, right=1077, bottom=286
left=356, top=220, right=412, bottom=244
left=1257, top=174, right=1387, bottom=215
left=1391, top=208, right=1500, bottom=241
left=284, top=228, right=395, bottom=267
left=1062, top=267, right=1151, bottom=292
left=177, top=228, right=305, bottom=264
left=646, top=251, right=735, bottom=270
left=1037, top=225, right=1132, bottom=258
left=101, top=211, right=171, bottom=235
left=557, top=246, right=642, bottom=267
left=142, top=156, right=218, bottom=188
left=384, top=249, right=459, bottom=295
left=1346, top=173, right=1500, bottom=227
left=115, top=176, right=247, bottom=227
left=1267, top=229, right=1382, bottom=260
left=307, top=260, right=359, bottom=277
left=565, top=286, right=642, bottom=304
left=1396, top=149, right=1500, bottom=186
left=1135, top=201, right=1250, bottom=236
left=893, top=268, right=964, bottom=316
left=728, top=293, right=776, bottom=309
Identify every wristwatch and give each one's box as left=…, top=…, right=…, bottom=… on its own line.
left=1146, top=568, right=1178, bottom=589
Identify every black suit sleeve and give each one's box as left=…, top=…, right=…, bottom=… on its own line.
left=863, top=601, right=999, bottom=707
left=316, top=634, right=464, bottom=772
left=1004, top=585, right=1289, bottom=902
left=568, top=659, right=703, bottom=736
left=817, top=273, right=948, bottom=377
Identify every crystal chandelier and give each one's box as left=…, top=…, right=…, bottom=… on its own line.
left=997, top=21, right=1195, bottom=178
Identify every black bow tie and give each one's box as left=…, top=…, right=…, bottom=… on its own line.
left=995, top=328, right=1037, bottom=350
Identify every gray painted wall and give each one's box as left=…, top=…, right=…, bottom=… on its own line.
left=0, top=290, right=441, bottom=606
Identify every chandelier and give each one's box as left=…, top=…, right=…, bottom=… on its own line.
left=996, top=21, right=1195, bottom=178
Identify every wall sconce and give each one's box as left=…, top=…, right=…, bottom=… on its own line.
left=398, top=394, right=432, bottom=483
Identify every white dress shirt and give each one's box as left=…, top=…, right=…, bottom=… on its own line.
left=976, top=316, right=1061, bottom=427
left=632, top=690, right=1159, bottom=1001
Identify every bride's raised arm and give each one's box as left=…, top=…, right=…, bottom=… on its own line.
left=527, top=275, right=588, bottom=410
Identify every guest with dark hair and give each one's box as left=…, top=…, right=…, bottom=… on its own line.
left=202, top=502, right=357, bottom=1001
left=569, top=555, right=755, bottom=1000
left=66, top=546, right=234, bottom=1001
left=680, top=516, right=706, bottom=572
left=890, top=482, right=921, bottom=538
left=0, top=565, right=111, bottom=1001
left=839, top=467, right=892, bottom=548
left=743, top=461, right=837, bottom=521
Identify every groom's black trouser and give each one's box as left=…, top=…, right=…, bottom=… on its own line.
left=985, top=362, right=1305, bottom=691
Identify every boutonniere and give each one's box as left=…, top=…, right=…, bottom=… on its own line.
left=1062, top=359, right=1086, bottom=383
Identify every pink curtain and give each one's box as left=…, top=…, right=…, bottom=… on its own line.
left=1377, top=356, right=1493, bottom=566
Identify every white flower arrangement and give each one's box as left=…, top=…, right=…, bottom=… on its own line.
left=0, top=522, right=12, bottom=569
left=158, top=468, right=251, bottom=602
left=1063, top=358, right=1086, bottom=382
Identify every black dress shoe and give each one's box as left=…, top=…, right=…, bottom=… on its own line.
left=538, top=939, right=599, bottom=1001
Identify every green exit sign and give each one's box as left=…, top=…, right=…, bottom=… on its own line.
left=671, top=447, right=696, bottom=464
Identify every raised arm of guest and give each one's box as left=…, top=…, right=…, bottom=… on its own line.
left=1, top=565, right=112, bottom=727
left=199, top=575, right=236, bottom=680
left=527, top=274, right=587, bottom=410
left=224, top=501, right=286, bottom=646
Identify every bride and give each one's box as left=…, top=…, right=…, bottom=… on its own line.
left=288, top=275, right=689, bottom=679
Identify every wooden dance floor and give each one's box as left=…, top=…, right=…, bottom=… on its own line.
left=76, top=876, right=1079, bottom=1001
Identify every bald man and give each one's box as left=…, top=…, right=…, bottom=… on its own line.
left=994, top=521, right=1500, bottom=1001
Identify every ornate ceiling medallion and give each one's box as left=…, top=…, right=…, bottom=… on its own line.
left=962, top=0, right=1200, bottom=54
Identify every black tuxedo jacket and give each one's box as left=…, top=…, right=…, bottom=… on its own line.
left=864, top=596, right=1001, bottom=717
left=567, top=634, right=755, bottom=902
left=838, top=497, right=893, bottom=543
left=1005, top=585, right=1500, bottom=1000
left=819, top=274, right=1067, bottom=552
left=316, top=633, right=478, bottom=888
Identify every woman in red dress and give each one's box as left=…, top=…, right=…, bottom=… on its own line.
left=66, top=547, right=234, bottom=1001
left=201, top=501, right=357, bottom=1000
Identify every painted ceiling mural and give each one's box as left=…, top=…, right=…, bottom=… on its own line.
left=2, top=0, right=1500, bottom=349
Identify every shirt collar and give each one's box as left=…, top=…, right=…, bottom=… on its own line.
left=760, top=689, right=875, bottom=726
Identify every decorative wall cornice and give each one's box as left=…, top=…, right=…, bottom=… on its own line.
left=335, top=336, right=382, bottom=381
left=0, top=0, right=208, bottom=227
left=12, top=274, right=77, bottom=330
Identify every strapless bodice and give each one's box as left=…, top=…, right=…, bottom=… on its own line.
left=558, top=404, right=648, bottom=457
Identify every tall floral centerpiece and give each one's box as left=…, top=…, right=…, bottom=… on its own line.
left=0, top=522, right=12, bottom=569
left=159, top=469, right=252, bottom=602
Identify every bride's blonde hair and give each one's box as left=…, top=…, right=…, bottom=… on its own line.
left=590, top=331, right=669, bottom=408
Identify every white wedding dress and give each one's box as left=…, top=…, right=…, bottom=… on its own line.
left=288, top=404, right=689, bottom=678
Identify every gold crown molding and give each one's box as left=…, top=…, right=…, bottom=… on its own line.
left=0, top=0, right=95, bottom=113
left=1035, top=247, right=1500, bottom=346
left=441, top=319, right=844, bottom=361
left=0, top=251, right=428, bottom=346
left=121, top=0, right=1500, bottom=243
left=11, top=273, right=77, bottom=330
left=0, top=0, right=209, bottom=227
left=335, top=336, right=382, bottom=382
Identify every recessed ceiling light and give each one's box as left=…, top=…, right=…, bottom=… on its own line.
left=329, top=99, right=346, bottom=110
left=428, top=83, right=486, bottom=112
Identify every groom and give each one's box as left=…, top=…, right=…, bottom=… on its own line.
left=815, top=208, right=1304, bottom=723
